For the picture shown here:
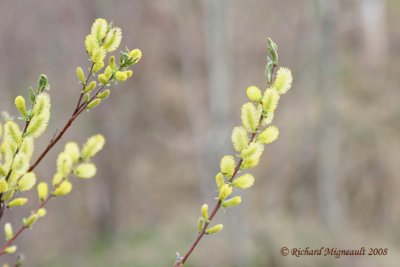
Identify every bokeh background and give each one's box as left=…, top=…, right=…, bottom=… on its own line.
left=1, top=0, right=400, bottom=266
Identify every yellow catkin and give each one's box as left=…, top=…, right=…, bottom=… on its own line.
left=76, top=66, right=85, bottom=83
left=74, top=163, right=97, bottom=179
left=53, top=180, right=73, bottom=197
left=233, top=174, right=255, bottom=189
left=0, top=180, right=9, bottom=193
left=246, top=86, right=262, bottom=102
left=7, top=198, right=28, bottom=208
left=201, top=204, right=208, bottom=221
left=241, top=102, right=259, bottom=133
left=222, top=196, right=242, bottom=208
left=273, top=67, right=293, bottom=94
left=4, top=223, right=13, bottom=240
left=220, top=155, right=235, bottom=178
left=103, top=27, right=122, bottom=52
left=206, top=224, right=223, bottom=235
left=129, top=49, right=142, bottom=63
left=14, top=96, right=27, bottom=117
left=37, top=182, right=49, bottom=201
left=231, top=126, right=249, bottom=152
left=17, top=172, right=37, bottom=192
left=81, top=134, right=105, bottom=160
left=258, top=125, right=279, bottom=144
left=215, top=172, right=225, bottom=189
left=218, top=184, right=233, bottom=201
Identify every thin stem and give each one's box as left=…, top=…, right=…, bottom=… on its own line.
left=28, top=67, right=98, bottom=173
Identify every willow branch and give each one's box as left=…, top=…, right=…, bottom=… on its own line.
left=175, top=66, right=278, bottom=266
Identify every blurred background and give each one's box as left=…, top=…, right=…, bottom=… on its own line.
left=1, top=0, right=400, bottom=266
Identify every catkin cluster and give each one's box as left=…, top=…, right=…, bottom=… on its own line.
left=79, top=18, right=142, bottom=111
left=0, top=18, right=142, bottom=261
left=196, top=39, right=293, bottom=236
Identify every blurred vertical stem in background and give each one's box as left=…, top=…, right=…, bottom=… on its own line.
left=173, top=38, right=293, bottom=267
left=315, top=0, right=344, bottom=230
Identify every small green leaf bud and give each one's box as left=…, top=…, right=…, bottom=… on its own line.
left=4, top=245, right=17, bottom=254
left=220, top=155, right=235, bottom=179
left=37, top=74, right=50, bottom=92
left=201, top=204, right=208, bottom=221
left=53, top=180, right=73, bottom=197
left=74, top=163, right=97, bottom=179
left=129, top=48, right=142, bottom=63
left=37, top=182, right=49, bottom=201
left=258, top=125, right=279, bottom=144
left=83, top=81, right=97, bottom=93
left=246, top=86, right=262, bottom=102
left=233, top=174, right=255, bottom=189
left=76, top=66, right=85, bottom=84
left=222, top=196, right=242, bottom=208
left=206, top=224, right=223, bottom=235
left=215, top=172, right=225, bottom=189
left=86, top=98, right=101, bottom=110
left=4, top=223, right=13, bottom=241
left=17, top=172, right=37, bottom=192
left=14, top=96, right=27, bottom=118
left=7, top=198, right=28, bottom=208
left=218, top=184, right=232, bottom=201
